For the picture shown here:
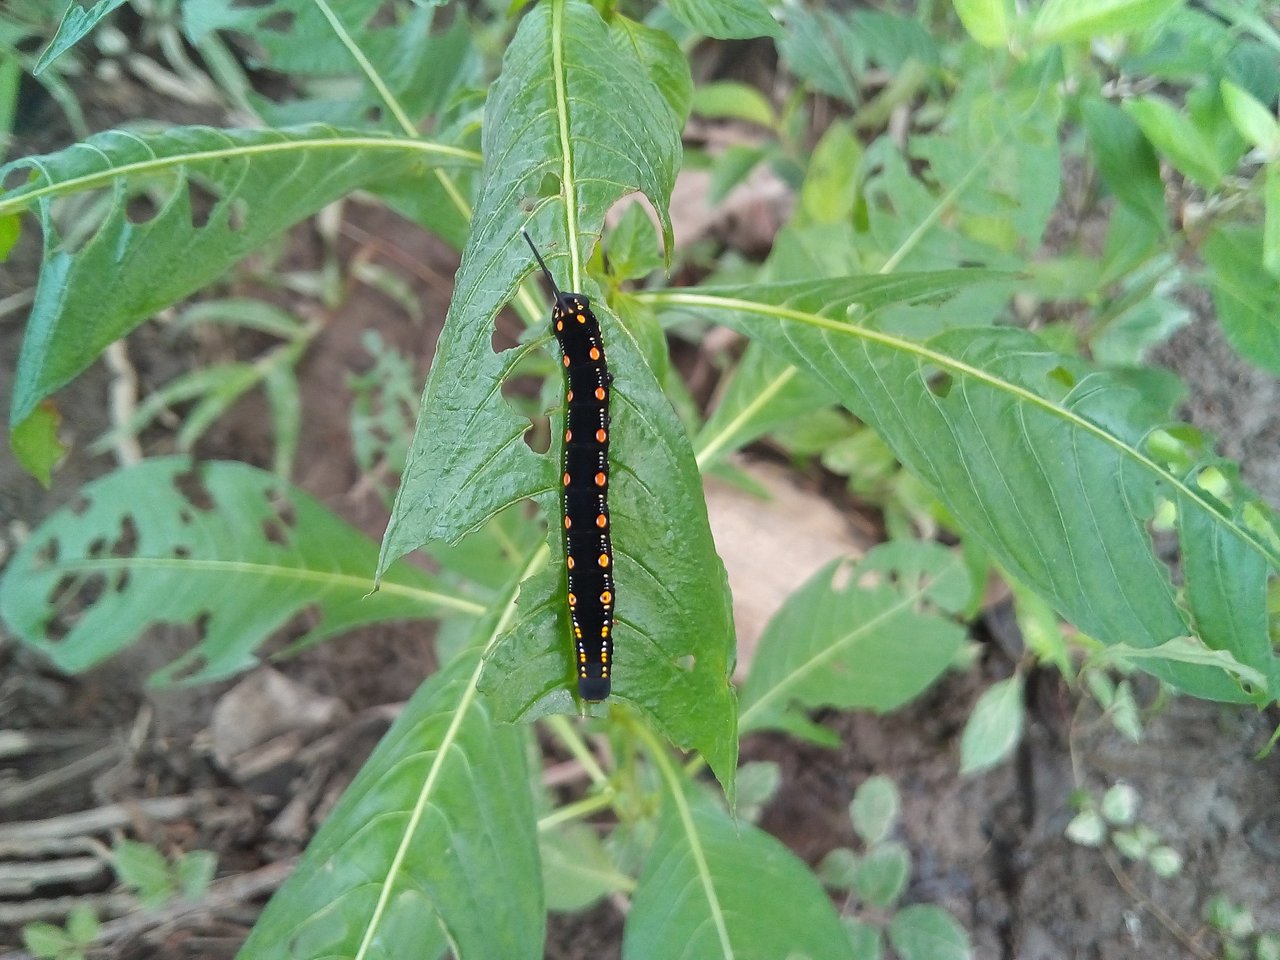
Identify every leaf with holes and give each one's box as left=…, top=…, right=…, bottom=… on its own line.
left=184, top=0, right=478, bottom=130
left=622, top=784, right=854, bottom=960
left=739, top=543, right=972, bottom=740
left=1, top=123, right=477, bottom=435
left=377, top=2, right=737, bottom=786
left=0, top=458, right=474, bottom=685
left=659, top=278, right=1280, bottom=703
left=240, top=643, right=542, bottom=959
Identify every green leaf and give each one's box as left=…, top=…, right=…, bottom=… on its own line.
left=691, top=81, right=777, bottom=128
left=798, top=121, right=863, bottom=227
left=63, top=905, right=99, bottom=945
left=959, top=675, right=1025, bottom=774
left=657, top=276, right=1280, bottom=703
left=21, top=922, right=75, bottom=959
left=818, top=848, right=860, bottom=889
left=1100, top=782, right=1139, bottom=825
left=1125, top=95, right=1227, bottom=190
left=854, top=841, right=909, bottom=908
left=665, top=0, right=780, bottom=40
left=1148, top=846, right=1182, bottom=877
left=1066, top=810, right=1106, bottom=846
left=953, top=0, right=1011, bottom=47
left=610, top=15, right=694, bottom=125
left=624, top=786, right=855, bottom=960
left=183, top=0, right=478, bottom=131
left=740, top=542, right=971, bottom=736
left=1221, top=80, right=1280, bottom=156
left=607, top=202, right=664, bottom=282
left=10, top=399, right=64, bottom=487
left=378, top=1, right=736, bottom=786
left=887, top=905, right=972, bottom=960
left=114, top=840, right=173, bottom=907
left=1268, top=164, right=1280, bottom=278
left=1081, top=99, right=1168, bottom=231
left=1203, top=224, right=1280, bottom=375
left=850, top=775, right=899, bottom=845
left=0, top=458, right=471, bottom=685
left=240, top=637, right=542, bottom=959
left=694, top=340, right=837, bottom=468
left=175, top=850, right=217, bottom=899
left=1030, top=0, right=1181, bottom=43
left=1097, top=637, right=1268, bottom=692
left=2, top=124, right=476, bottom=429
left=845, top=917, right=883, bottom=960
left=32, top=0, right=128, bottom=75
left=540, top=824, right=630, bottom=911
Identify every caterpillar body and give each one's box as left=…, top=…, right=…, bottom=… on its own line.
left=523, top=232, right=614, bottom=702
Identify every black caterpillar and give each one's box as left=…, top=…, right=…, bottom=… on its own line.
left=523, top=231, right=614, bottom=702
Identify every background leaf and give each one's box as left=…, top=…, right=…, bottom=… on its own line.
left=888, top=905, right=971, bottom=960
left=739, top=542, right=972, bottom=739
left=240, top=643, right=542, bottom=959
left=623, top=786, right=854, bottom=960
left=1202, top=223, right=1280, bottom=376
left=661, top=278, right=1280, bottom=702
left=1, top=124, right=473, bottom=431
left=33, top=0, right=128, bottom=75
left=1030, top=0, right=1181, bottom=44
left=0, top=457, right=469, bottom=685
left=666, top=0, right=780, bottom=40
left=959, top=675, right=1026, bottom=774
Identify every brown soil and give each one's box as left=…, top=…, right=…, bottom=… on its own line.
left=3, top=40, right=1279, bottom=960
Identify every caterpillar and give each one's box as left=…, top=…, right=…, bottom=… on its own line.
left=523, top=231, right=614, bottom=702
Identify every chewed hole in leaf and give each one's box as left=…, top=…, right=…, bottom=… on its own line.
left=113, top=568, right=131, bottom=593
left=125, top=193, right=160, bottom=226
left=113, top=516, right=139, bottom=557
left=174, top=544, right=192, bottom=559
left=922, top=366, right=952, bottom=398
left=830, top=561, right=855, bottom=592
left=499, top=370, right=549, bottom=454
left=34, top=538, right=60, bottom=568
left=45, top=572, right=108, bottom=643
left=363, top=104, right=384, bottom=125
left=537, top=171, right=561, bottom=200
left=227, top=196, right=248, bottom=233
left=186, top=179, right=220, bottom=230
left=153, top=613, right=213, bottom=682
left=676, top=654, right=696, bottom=672
left=173, top=467, right=215, bottom=511
left=258, top=9, right=295, bottom=33
left=1047, top=365, right=1076, bottom=390
left=70, top=495, right=90, bottom=516
left=87, top=536, right=108, bottom=560
left=2, top=165, right=32, bottom=192
left=260, top=602, right=323, bottom=659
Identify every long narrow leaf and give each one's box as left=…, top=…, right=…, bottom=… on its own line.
left=623, top=781, right=853, bottom=960
left=2, top=124, right=477, bottom=431
left=377, top=0, right=736, bottom=785
left=239, top=635, right=542, bottom=958
left=0, top=458, right=476, bottom=685
left=652, top=276, right=1280, bottom=702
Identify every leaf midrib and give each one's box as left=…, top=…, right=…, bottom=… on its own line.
left=642, top=288, right=1280, bottom=572
left=37, top=556, right=484, bottom=615
left=0, top=135, right=480, bottom=214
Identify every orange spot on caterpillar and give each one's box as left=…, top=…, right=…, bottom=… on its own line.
left=577, top=313, right=586, bottom=323
left=563, top=472, right=570, bottom=486
left=568, top=592, right=576, bottom=606
left=596, top=513, right=607, bottom=528
left=566, top=390, right=574, bottom=402
left=598, top=553, right=609, bottom=568
left=565, top=429, right=572, bottom=442
left=596, top=428, right=607, bottom=442
left=594, top=386, right=606, bottom=400
left=589, top=346, right=600, bottom=361
left=601, top=626, right=609, bottom=637
left=563, top=356, right=570, bottom=367
left=567, top=556, right=575, bottom=569
left=556, top=320, right=564, bottom=332
left=594, top=472, right=606, bottom=487
left=564, top=516, right=571, bottom=530
left=600, top=590, right=612, bottom=604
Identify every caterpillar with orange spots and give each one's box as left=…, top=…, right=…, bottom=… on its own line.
left=523, top=231, right=614, bottom=702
